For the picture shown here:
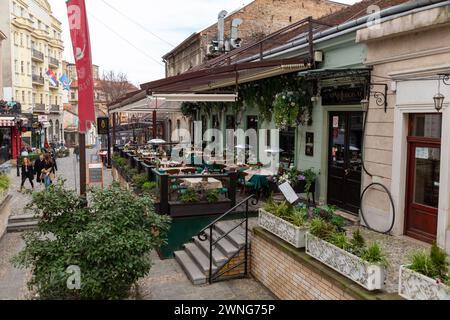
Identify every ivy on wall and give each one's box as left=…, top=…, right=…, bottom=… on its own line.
left=181, top=73, right=313, bottom=127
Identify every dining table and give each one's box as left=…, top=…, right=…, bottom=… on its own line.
left=244, top=168, right=276, bottom=191
left=180, top=177, right=223, bottom=190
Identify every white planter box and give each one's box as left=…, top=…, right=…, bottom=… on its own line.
left=258, top=209, right=308, bottom=248
left=305, top=233, right=385, bottom=291
left=399, top=265, right=450, bottom=300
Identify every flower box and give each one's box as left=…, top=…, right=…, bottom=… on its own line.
left=258, top=209, right=308, bottom=248
left=305, top=233, right=385, bottom=291
left=168, top=200, right=232, bottom=218
left=398, top=265, right=450, bottom=300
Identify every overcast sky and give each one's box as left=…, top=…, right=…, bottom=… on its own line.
left=48, top=0, right=358, bottom=86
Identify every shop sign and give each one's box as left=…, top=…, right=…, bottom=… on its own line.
left=322, top=85, right=365, bottom=106
left=97, top=117, right=109, bottom=135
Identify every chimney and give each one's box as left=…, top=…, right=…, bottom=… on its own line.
left=217, top=10, right=228, bottom=52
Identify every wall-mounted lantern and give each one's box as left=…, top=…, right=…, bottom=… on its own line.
left=434, top=74, right=449, bottom=112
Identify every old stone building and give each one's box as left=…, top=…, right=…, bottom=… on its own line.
left=163, top=0, right=347, bottom=77
left=0, top=30, right=5, bottom=99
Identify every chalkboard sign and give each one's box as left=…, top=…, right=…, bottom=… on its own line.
left=88, top=163, right=104, bottom=188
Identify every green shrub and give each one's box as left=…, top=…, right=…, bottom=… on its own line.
left=180, top=189, right=199, bottom=204
left=12, top=181, right=171, bottom=300
left=331, top=232, right=351, bottom=251
left=142, top=181, right=157, bottom=194
left=309, top=218, right=336, bottom=242
left=409, top=244, right=449, bottom=283
left=206, top=189, right=220, bottom=204
left=132, top=174, right=148, bottom=188
left=263, top=198, right=308, bottom=227
left=362, top=243, right=388, bottom=267
left=0, top=174, right=10, bottom=193
left=350, top=229, right=366, bottom=256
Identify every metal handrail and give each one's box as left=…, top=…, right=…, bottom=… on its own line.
left=197, top=194, right=257, bottom=283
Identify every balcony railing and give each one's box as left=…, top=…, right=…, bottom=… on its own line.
left=32, top=49, right=44, bottom=62
left=49, top=57, right=59, bottom=67
left=50, top=105, right=60, bottom=113
left=33, top=103, right=46, bottom=113
left=32, top=74, right=44, bottom=86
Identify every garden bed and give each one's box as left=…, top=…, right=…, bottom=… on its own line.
left=399, top=265, right=450, bottom=300
left=305, top=233, right=385, bottom=291
left=258, top=208, right=308, bottom=248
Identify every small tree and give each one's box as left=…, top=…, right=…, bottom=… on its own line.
left=12, top=182, right=171, bottom=300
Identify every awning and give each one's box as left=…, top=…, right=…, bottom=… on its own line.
left=141, top=58, right=309, bottom=94
left=0, top=117, right=15, bottom=127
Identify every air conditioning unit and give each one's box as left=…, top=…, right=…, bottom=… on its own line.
left=206, top=44, right=219, bottom=57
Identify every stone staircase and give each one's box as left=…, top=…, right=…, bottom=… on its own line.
left=7, top=214, right=39, bottom=233
left=175, top=220, right=248, bottom=285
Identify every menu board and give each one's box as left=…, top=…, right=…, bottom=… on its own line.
left=279, top=182, right=299, bottom=204
left=88, top=163, right=104, bottom=187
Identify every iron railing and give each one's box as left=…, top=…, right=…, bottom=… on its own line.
left=197, top=195, right=258, bottom=284
left=49, top=57, right=59, bottom=67
left=32, top=49, right=44, bottom=61
left=32, top=74, right=44, bottom=85
left=33, top=103, right=46, bottom=112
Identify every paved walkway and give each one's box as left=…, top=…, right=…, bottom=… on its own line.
left=137, top=251, right=275, bottom=300
left=0, top=149, right=274, bottom=300
left=0, top=148, right=112, bottom=300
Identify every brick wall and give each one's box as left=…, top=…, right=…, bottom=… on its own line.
left=252, top=231, right=355, bottom=300
left=165, top=0, right=347, bottom=77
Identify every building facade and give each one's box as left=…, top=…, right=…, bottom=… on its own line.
left=0, top=30, right=6, bottom=99
left=160, top=0, right=347, bottom=147
left=356, top=3, right=450, bottom=252
left=0, top=0, right=64, bottom=149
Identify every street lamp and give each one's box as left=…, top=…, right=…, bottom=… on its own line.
left=434, top=74, right=448, bottom=112
left=360, top=99, right=370, bottom=113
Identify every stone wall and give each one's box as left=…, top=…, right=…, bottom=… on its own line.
left=251, top=227, right=398, bottom=300
left=0, top=195, right=12, bottom=240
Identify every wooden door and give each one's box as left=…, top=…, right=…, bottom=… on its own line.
left=328, top=112, right=363, bottom=214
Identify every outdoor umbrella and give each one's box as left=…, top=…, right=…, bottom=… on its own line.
left=235, top=144, right=254, bottom=150
left=148, top=139, right=166, bottom=145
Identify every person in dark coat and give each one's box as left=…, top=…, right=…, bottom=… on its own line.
left=34, top=154, right=45, bottom=184
left=18, top=157, right=34, bottom=192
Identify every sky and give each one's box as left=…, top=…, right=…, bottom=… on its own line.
left=48, top=0, right=358, bottom=87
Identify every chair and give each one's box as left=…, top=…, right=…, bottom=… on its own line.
left=182, top=168, right=196, bottom=174
left=237, top=172, right=255, bottom=194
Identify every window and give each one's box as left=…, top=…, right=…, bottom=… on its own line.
left=26, top=35, right=29, bottom=48
left=21, top=61, right=24, bottom=74
left=20, top=33, right=23, bottom=46
left=27, top=62, right=30, bottom=75
left=15, top=91, right=19, bottom=101
left=28, top=92, right=31, bottom=104
left=410, top=114, right=442, bottom=139
left=14, top=60, right=18, bottom=73
left=40, top=94, right=43, bottom=104
left=22, top=91, right=25, bottom=103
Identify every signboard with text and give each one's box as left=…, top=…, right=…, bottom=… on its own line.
left=88, top=163, right=104, bottom=189
left=97, top=117, right=109, bottom=135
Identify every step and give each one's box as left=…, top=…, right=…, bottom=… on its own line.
left=174, top=250, right=207, bottom=286
left=184, top=243, right=218, bottom=274
left=215, top=221, right=247, bottom=248
left=211, top=230, right=240, bottom=258
left=8, top=214, right=38, bottom=224
left=193, top=237, right=229, bottom=266
left=7, top=221, right=39, bottom=233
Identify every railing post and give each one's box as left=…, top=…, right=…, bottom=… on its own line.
left=244, top=198, right=249, bottom=276
left=160, top=174, right=169, bottom=215
left=209, top=226, right=213, bottom=284
left=229, top=171, right=238, bottom=208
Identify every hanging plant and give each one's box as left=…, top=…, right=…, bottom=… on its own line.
left=273, top=89, right=312, bottom=129
left=181, top=102, right=198, bottom=117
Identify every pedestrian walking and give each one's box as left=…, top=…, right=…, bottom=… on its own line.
left=74, top=145, right=80, bottom=162
left=18, top=157, right=34, bottom=192
left=34, top=154, right=45, bottom=185
left=41, top=154, right=56, bottom=189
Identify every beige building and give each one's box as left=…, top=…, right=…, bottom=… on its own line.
left=0, top=0, right=64, bottom=143
left=357, top=4, right=450, bottom=252
left=0, top=30, right=6, bottom=99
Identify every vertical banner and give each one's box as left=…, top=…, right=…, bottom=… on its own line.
left=66, top=0, right=95, bottom=133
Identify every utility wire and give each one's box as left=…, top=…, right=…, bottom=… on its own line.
left=99, top=0, right=175, bottom=48
left=88, top=13, right=165, bottom=67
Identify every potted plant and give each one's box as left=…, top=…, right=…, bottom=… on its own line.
left=399, top=244, right=450, bottom=300
left=169, top=188, right=232, bottom=217
left=258, top=198, right=309, bottom=248
left=306, top=220, right=387, bottom=291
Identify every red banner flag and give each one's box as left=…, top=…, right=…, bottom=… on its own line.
left=66, top=0, right=95, bottom=133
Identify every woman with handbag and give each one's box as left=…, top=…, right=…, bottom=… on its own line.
left=41, top=154, right=56, bottom=189
left=18, top=157, right=35, bottom=192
